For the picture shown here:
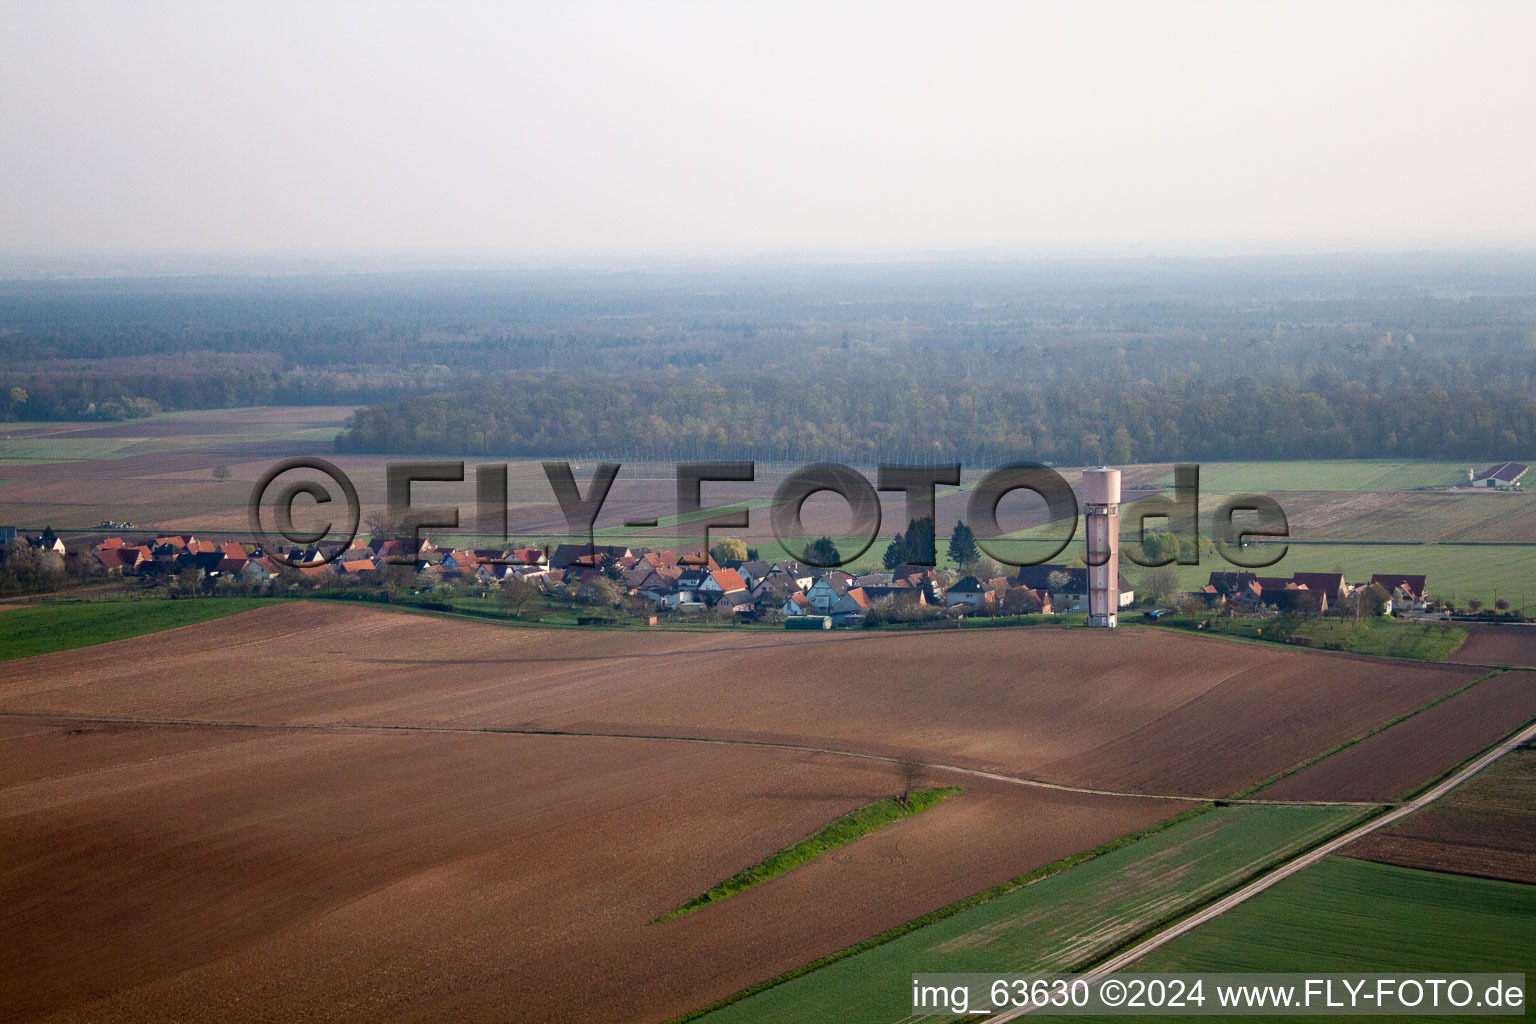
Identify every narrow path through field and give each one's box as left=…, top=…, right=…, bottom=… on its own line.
left=993, top=716, right=1536, bottom=1021
left=0, top=709, right=1391, bottom=809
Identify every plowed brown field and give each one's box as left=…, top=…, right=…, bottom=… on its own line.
left=0, top=605, right=1491, bottom=1022
left=0, top=718, right=1174, bottom=1023
left=1450, top=625, right=1536, bottom=668
left=1259, top=671, right=1536, bottom=802
left=1346, top=746, right=1536, bottom=884
left=2, top=604, right=1480, bottom=796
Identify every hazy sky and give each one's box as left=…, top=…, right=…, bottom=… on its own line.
left=3, top=1, right=1534, bottom=263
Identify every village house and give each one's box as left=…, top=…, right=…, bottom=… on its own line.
left=781, top=591, right=812, bottom=616
left=733, top=559, right=771, bottom=585
left=716, top=590, right=757, bottom=617
left=1001, top=586, right=1052, bottom=614
left=945, top=575, right=990, bottom=611
left=1016, top=564, right=1135, bottom=612
left=697, top=568, right=748, bottom=604
left=94, top=542, right=150, bottom=574
left=804, top=574, right=848, bottom=613
left=860, top=584, right=929, bottom=609
left=214, top=555, right=250, bottom=577
left=241, top=556, right=282, bottom=583
left=830, top=586, right=871, bottom=626
left=1371, top=573, right=1429, bottom=611
left=667, top=567, right=712, bottom=608
left=549, top=543, right=633, bottom=570
left=771, top=561, right=816, bottom=590
left=1290, top=572, right=1347, bottom=604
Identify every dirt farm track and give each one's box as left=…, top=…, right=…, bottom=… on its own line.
left=0, top=605, right=1507, bottom=1022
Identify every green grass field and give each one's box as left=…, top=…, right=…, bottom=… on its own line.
left=1151, top=615, right=1467, bottom=661
left=1131, top=855, right=1536, bottom=973
left=0, top=436, right=155, bottom=465
left=656, top=787, right=961, bottom=923
left=0, top=597, right=285, bottom=660
left=1149, top=461, right=1472, bottom=493
left=1289, top=489, right=1536, bottom=543
left=1325, top=619, right=1467, bottom=660
left=692, top=805, right=1369, bottom=1024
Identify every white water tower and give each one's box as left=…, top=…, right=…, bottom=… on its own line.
left=1083, top=468, right=1121, bottom=628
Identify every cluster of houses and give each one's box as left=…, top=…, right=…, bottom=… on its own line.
left=91, top=535, right=285, bottom=581
left=615, top=547, right=1135, bottom=626
left=1195, top=570, right=1429, bottom=615
left=86, top=534, right=545, bottom=586
left=82, top=530, right=1142, bottom=627
left=72, top=530, right=1437, bottom=624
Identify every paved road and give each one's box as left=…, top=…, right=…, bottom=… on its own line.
left=994, top=716, right=1536, bottom=1021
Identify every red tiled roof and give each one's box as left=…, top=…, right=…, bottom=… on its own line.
left=95, top=548, right=128, bottom=570
left=710, top=569, right=746, bottom=593
left=1371, top=574, right=1427, bottom=600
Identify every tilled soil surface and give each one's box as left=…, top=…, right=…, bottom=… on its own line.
left=1346, top=747, right=1536, bottom=884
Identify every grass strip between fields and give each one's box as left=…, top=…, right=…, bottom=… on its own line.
left=653, top=787, right=962, bottom=924
left=1234, top=668, right=1508, bottom=799
left=1144, top=614, right=1468, bottom=662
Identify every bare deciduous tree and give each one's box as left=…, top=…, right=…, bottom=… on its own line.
left=1139, top=565, right=1178, bottom=606
left=498, top=578, right=539, bottom=617
left=896, top=752, right=925, bottom=806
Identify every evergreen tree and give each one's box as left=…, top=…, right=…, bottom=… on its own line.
left=947, top=520, right=978, bottom=567
left=802, top=536, right=842, bottom=568
left=903, top=516, right=936, bottom=566
left=882, top=531, right=907, bottom=570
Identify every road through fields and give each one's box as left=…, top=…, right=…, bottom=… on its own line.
left=996, top=716, right=1536, bottom=1020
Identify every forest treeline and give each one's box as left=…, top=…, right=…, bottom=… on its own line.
left=333, top=369, right=1533, bottom=464
left=4, top=257, right=1535, bottom=460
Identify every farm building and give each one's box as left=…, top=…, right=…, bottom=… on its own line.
left=1468, top=462, right=1527, bottom=489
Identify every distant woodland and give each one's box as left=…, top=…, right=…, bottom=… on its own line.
left=3, top=254, right=1534, bottom=463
